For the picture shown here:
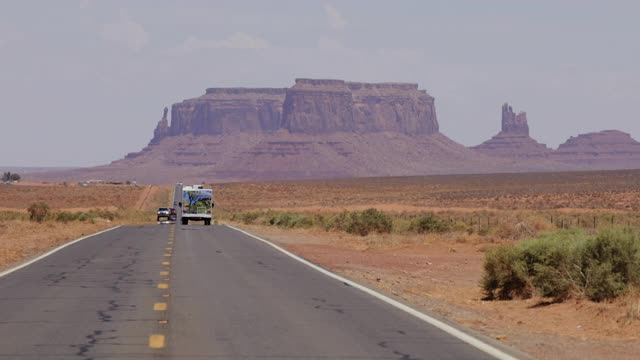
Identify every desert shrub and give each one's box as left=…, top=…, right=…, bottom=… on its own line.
left=55, top=211, right=79, bottom=223
left=312, top=214, right=327, bottom=229
left=53, top=209, right=118, bottom=223
left=230, top=210, right=318, bottom=229
left=324, top=211, right=353, bottom=232
left=409, top=214, right=449, bottom=234
left=517, top=231, right=579, bottom=300
left=268, top=212, right=313, bottom=229
left=77, top=212, right=91, bottom=222
left=232, top=211, right=263, bottom=225
left=579, top=229, right=640, bottom=301
left=27, top=202, right=49, bottom=223
left=494, top=221, right=536, bottom=240
left=87, top=209, right=117, bottom=221
left=321, top=209, right=392, bottom=236
left=482, top=245, right=531, bottom=300
left=451, top=221, right=469, bottom=232
left=2, top=172, right=20, bottom=182
left=0, top=211, right=28, bottom=221
left=345, top=208, right=393, bottom=236
left=482, top=228, right=640, bottom=302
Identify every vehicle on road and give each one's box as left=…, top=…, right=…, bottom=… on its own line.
left=180, top=185, right=213, bottom=225
left=157, top=207, right=170, bottom=221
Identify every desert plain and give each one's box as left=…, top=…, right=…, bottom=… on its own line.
left=2, top=170, right=640, bottom=359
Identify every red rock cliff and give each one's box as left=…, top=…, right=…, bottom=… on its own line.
left=153, top=78, right=439, bottom=142
left=168, top=88, right=287, bottom=137
left=282, top=79, right=355, bottom=134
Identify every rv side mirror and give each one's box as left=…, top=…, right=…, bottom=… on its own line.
left=178, top=202, right=182, bottom=207
left=212, top=202, right=215, bottom=208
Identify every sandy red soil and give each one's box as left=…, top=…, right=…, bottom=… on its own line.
left=237, top=225, right=640, bottom=360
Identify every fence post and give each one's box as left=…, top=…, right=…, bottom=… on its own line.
left=594, top=216, right=597, bottom=229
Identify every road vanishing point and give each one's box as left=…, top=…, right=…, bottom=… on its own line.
left=0, top=186, right=521, bottom=359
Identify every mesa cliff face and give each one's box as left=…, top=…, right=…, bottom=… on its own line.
left=160, top=88, right=287, bottom=141
left=471, top=103, right=552, bottom=158
left=151, top=78, right=439, bottom=142
left=282, top=79, right=355, bottom=134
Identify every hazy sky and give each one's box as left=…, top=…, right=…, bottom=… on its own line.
left=1, top=1, right=639, bottom=167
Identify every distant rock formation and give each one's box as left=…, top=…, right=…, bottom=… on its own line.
left=152, top=78, right=439, bottom=143
left=150, top=107, right=170, bottom=144
left=552, top=130, right=640, bottom=168
left=501, top=103, right=529, bottom=135
left=32, top=79, right=640, bottom=184
left=472, top=103, right=551, bottom=158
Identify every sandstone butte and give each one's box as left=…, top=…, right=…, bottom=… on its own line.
left=553, top=130, right=640, bottom=169
left=32, top=78, right=640, bottom=184
left=472, top=103, right=640, bottom=170
left=472, top=103, right=553, bottom=159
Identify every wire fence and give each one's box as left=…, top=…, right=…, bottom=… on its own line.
left=440, top=213, right=640, bottom=232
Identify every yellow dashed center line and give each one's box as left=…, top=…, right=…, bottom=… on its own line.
left=149, top=229, right=174, bottom=350
left=149, top=334, right=165, bottom=349
left=153, top=302, right=168, bottom=311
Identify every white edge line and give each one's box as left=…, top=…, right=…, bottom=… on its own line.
left=0, top=226, right=121, bottom=278
left=226, top=224, right=519, bottom=360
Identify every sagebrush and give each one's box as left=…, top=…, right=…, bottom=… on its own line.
left=482, top=228, right=640, bottom=302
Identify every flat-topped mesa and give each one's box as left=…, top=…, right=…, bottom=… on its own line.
left=502, top=103, right=529, bottom=135
left=472, top=103, right=551, bottom=159
left=154, top=78, right=440, bottom=141
left=347, top=82, right=419, bottom=92
left=290, top=78, right=350, bottom=90
left=204, top=87, right=288, bottom=97
left=552, top=130, right=640, bottom=168
left=283, top=78, right=438, bottom=135
left=169, top=87, right=287, bottom=137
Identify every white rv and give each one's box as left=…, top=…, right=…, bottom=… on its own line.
left=180, top=185, right=213, bottom=225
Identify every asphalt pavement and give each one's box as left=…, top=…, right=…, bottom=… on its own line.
left=0, top=184, right=516, bottom=359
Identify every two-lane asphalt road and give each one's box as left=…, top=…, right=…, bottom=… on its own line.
left=0, top=187, right=516, bottom=359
